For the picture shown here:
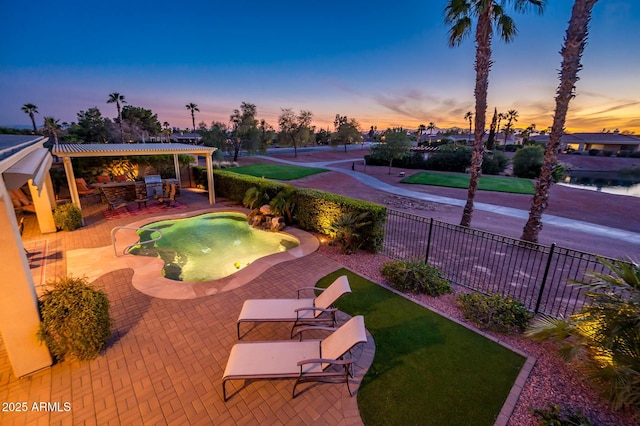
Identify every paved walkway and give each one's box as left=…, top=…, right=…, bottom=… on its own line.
left=0, top=192, right=374, bottom=425
left=255, top=155, right=640, bottom=245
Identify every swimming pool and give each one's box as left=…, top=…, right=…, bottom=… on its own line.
left=128, top=212, right=300, bottom=282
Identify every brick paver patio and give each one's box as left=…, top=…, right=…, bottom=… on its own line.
left=1, top=189, right=374, bottom=425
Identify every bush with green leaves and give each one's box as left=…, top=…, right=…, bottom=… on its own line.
left=457, top=292, right=532, bottom=333
left=269, top=186, right=296, bottom=224
left=425, top=144, right=472, bottom=173
left=53, top=202, right=83, bottom=231
left=481, top=150, right=508, bottom=175
left=512, top=145, right=544, bottom=179
left=381, top=260, right=451, bottom=296
left=364, top=151, right=426, bottom=169
left=526, top=258, right=640, bottom=411
left=37, top=275, right=112, bottom=361
left=530, top=403, right=596, bottom=426
left=243, top=181, right=271, bottom=209
left=328, top=211, right=371, bottom=254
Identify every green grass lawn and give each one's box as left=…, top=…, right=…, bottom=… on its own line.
left=317, top=269, right=526, bottom=425
left=401, top=171, right=535, bottom=194
left=228, top=164, right=328, bottom=180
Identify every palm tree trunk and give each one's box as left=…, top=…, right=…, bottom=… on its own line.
left=30, top=113, right=37, bottom=133
left=521, top=0, right=597, bottom=242
left=461, top=4, right=492, bottom=227
left=117, top=103, right=125, bottom=143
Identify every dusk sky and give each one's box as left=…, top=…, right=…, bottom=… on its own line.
left=1, top=1, right=638, bottom=134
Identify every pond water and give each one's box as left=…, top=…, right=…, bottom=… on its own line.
left=559, top=171, right=640, bottom=197
left=128, top=212, right=300, bottom=282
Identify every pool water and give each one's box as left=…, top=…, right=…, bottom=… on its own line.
left=129, top=212, right=300, bottom=282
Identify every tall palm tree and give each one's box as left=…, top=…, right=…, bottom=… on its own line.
left=162, top=121, right=171, bottom=143
left=464, top=111, right=473, bottom=143
left=417, top=123, right=426, bottom=144
left=21, top=103, right=39, bottom=133
left=503, top=109, right=519, bottom=145
left=444, top=0, right=544, bottom=227
left=43, top=117, right=62, bottom=147
left=496, top=111, right=506, bottom=144
left=186, top=103, right=199, bottom=135
left=107, top=92, right=127, bottom=143
left=522, top=0, right=597, bottom=243
left=427, top=122, right=436, bottom=144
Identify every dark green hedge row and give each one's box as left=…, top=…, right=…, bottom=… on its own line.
left=295, top=188, right=386, bottom=253
left=201, top=168, right=387, bottom=252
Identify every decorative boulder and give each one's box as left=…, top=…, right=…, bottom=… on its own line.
left=259, top=205, right=272, bottom=215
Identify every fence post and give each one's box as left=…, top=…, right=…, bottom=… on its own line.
left=534, top=243, right=556, bottom=314
left=424, top=218, right=434, bottom=264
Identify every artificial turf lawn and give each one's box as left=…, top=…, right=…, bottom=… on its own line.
left=317, top=269, right=526, bottom=426
left=401, top=171, right=536, bottom=194
left=228, top=164, right=328, bottom=180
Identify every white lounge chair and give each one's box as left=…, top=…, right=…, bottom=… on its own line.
left=236, top=275, right=351, bottom=338
left=222, top=315, right=367, bottom=401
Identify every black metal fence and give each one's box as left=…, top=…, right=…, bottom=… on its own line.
left=382, top=209, right=618, bottom=317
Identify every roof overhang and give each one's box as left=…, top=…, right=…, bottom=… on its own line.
left=3, top=148, right=52, bottom=192
left=52, top=143, right=216, bottom=158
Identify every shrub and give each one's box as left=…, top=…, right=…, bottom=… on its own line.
left=37, top=276, right=111, bottom=361
left=504, top=144, right=519, bottom=152
left=457, top=292, right=532, bottom=333
left=588, top=148, right=600, bottom=156
left=243, top=181, right=271, bottom=209
left=481, top=150, right=508, bottom=175
left=424, top=145, right=472, bottom=173
left=269, top=186, right=297, bottom=224
left=53, top=203, right=83, bottom=231
left=530, top=403, right=596, bottom=426
left=526, top=258, right=640, bottom=411
left=630, top=151, right=640, bottom=158
left=512, top=145, right=544, bottom=179
left=328, top=211, right=371, bottom=254
left=296, top=188, right=386, bottom=253
left=381, top=260, right=451, bottom=296
left=602, top=150, right=614, bottom=157
left=364, top=151, right=425, bottom=169
left=617, top=150, right=631, bottom=158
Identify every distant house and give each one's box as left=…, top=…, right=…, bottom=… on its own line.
left=530, top=131, right=640, bottom=153
left=149, top=132, right=202, bottom=144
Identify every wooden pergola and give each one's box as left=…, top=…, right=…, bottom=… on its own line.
left=52, top=143, right=217, bottom=214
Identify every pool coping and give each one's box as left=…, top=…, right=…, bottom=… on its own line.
left=66, top=207, right=319, bottom=299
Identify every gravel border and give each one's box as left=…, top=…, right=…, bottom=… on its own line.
left=316, top=241, right=639, bottom=426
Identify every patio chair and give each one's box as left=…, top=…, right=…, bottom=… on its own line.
left=222, top=315, right=367, bottom=401
left=100, top=187, right=127, bottom=211
left=96, top=175, right=111, bottom=184
left=236, top=275, right=351, bottom=339
left=75, top=178, right=98, bottom=198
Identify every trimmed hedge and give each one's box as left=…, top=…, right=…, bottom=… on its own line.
left=210, top=169, right=387, bottom=252
left=296, top=188, right=386, bottom=253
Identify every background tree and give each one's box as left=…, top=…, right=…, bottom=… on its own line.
left=162, top=121, right=171, bottom=143
left=372, top=128, right=412, bottom=174
left=330, top=114, right=362, bottom=152
left=496, top=111, right=506, bottom=144
left=486, top=108, right=498, bottom=149
left=43, top=116, right=62, bottom=146
left=258, top=119, right=275, bottom=154
left=464, top=111, right=473, bottom=144
left=316, top=128, right=331, bottom=145
left=520, top=123, right=537, bottom=143
left=229, top=102, right=259, bottom=161
left=200, top=121, right=228, bottom=159
left=121, top=106, right=162, bottom=142
left=427, top=122, right=436, bottom=144
left=444, top=0, right=544, bottom=227
left=278, top=108, right=313, bottom=158
left=185, top=102, right=199, bottom=134
left=67, top=107, right=109, bottom=143
left=522, top=0, right=597, bottom=243
left=503, top=109, right=519, bottom=145
left=21, top=103, right=39, bottom=133
left=107, top=92, right=126, bottom=143
left=417, top=123, right=427, bottom=144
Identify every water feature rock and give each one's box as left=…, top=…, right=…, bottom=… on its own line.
left=259, top=205, right=272, bottom=215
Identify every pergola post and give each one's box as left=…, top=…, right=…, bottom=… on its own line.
left=0, top=183, right=52, bottom=377
left=173, top=154, right=181, bottom=186
left=61, top=157, right=84, bottom=225
left=205, top=154, right=215, bottom=204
